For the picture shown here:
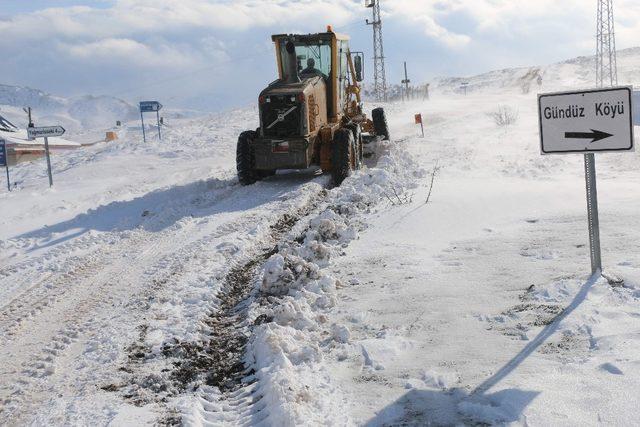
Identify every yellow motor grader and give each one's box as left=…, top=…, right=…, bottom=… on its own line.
left=237, top=26, right=390, bottom=185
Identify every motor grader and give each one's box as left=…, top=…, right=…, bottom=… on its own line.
left=237, top=26, right=390, bottom=186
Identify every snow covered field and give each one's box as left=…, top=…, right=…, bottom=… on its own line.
left=2, top=52, right=640, bottom=426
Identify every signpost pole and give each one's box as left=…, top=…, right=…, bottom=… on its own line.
left=1, top=139, right=9, bottom=192
left=141, top=111, right=147, bottom=143
left=584, top=153, right=602, bottom=275
left=538, top=87, right=634, bottom=278
left=156, top=109, right=162, bottom=141
left=44, top=136, right=53, bottom=187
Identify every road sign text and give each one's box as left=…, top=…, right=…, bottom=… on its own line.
left=538, top=87, right=634, bottom=154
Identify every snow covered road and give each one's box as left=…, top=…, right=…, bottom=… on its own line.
left=0, top=168, right=331, bottom=423
left=2, top=82, right=640, bottom=425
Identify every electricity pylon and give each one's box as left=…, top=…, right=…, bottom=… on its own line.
left=366, top=0, right=388, bottom=102
left=596, top=0, right=618, bottom=87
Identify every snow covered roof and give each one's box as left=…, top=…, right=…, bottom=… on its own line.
left=0, top=113, right=18, bottom=132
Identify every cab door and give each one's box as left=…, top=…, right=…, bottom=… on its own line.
left=337, top=40, right=349, bottom=115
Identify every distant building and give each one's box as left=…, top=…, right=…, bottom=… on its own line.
left=0, top=113, right=18, bottom=133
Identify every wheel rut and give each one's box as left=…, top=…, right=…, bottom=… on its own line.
left=116, top=188, right=329, bottom=423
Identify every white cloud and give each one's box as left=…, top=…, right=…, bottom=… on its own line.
left=1, top=0, right=639, bottom=110
left=0, top=0, right=361, bottom=71
left=384, top=0, right=640, bottom=50
left=61, top=38, right=199, bottom=68
left=384, top=0, right=471, bottom=48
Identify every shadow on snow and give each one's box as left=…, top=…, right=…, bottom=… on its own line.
left=12, top=170, right=325, bottom=252
left=364, top=273, right=600, bottom=426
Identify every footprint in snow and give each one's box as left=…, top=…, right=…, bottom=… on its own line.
left=599, top=363, right=624, bottom=375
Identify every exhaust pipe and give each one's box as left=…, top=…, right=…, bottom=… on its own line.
left=285, top=39, right=301, bottom=84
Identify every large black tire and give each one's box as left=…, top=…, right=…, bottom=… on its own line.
left=345, top=123, right=363, bottom=169
left=331, top=129, right=355, bottom=186
left=372, top=107, right=391, bottom=141
left=237, top=130, right=259, bottom=185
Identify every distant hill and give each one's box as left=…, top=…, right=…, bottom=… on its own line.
left=431, top=47, right=640, bottom=95
left=0, top=84, right=139, bottom=133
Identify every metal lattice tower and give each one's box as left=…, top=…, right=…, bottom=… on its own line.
left=366, top=0, right=387, bottom=101
left=596, top=0, right=618, bottom=88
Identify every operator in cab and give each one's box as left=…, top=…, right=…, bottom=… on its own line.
left=300, top=58, right=327, bottom=80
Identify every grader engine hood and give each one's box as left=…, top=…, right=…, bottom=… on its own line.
left=259, top=76, right=327, bottom=139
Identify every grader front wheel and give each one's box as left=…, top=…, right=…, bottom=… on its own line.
left=237, top=131, right=259, bottom=185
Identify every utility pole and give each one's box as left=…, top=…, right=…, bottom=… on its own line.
left=23, top=107, right=34, bottom=131
left=596, top=0, right=618, bottom=88
left=366, top=0, right=387, bottom=102
left=401, top=61, right=411, bottom=102
left=584, top=0, right=618, bottom=275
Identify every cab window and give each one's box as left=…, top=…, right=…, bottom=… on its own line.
left=279, top=40, right=332, bottom=79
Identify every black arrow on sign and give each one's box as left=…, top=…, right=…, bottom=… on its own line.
left=564, top=129, right=613, bottom=143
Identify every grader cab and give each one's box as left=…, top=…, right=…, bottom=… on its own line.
left=236, top=26, right=390, bottom=185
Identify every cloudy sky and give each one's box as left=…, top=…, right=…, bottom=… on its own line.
left=1, top=0, right=639, bottom=111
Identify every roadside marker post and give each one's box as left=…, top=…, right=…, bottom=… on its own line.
left=139, top=101, right=163, bottom=142
left=28, top=125, right=66, bottom=188
left=538, top=86, right=635, bottom=275
left=0, top=139, right=9, bottom=191
left=414, top=113, right=424, bottom=138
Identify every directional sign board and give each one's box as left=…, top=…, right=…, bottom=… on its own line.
left=0, top=139, right=7, bottom=167
left=27, top=126, right=66, bottom=139
left=139, top=101, right=163, bottom=113
left=538, top=87, right=634, bottom=154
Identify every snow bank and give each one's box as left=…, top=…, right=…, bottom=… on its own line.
left=218, top=141, right=428, bottom=426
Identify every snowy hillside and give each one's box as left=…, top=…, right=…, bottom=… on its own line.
left=433, top=46, right=640, bottom=95
left=2, top=48, right=640, bottom=426
left=0, top=84, right=140, bottom=133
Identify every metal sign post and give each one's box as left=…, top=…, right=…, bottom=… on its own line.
left=538, top=86, right=634, bottom=276
left=28, top=125, right=66, bottom=188
left=140, top=109, right=147, bottom=142
left=139, top=101, right=163, bottom=142
left=584, top=153, right=602, bottom=273
left=0, top=139, right=9, bottom=191
left=43, top=136, right=53, bottom=187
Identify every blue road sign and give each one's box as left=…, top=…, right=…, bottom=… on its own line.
left=0, top=139, right=7, bottom=167
left=140, top=101, right=163, bottom=113
left=139, top=101, right=163, bottom=142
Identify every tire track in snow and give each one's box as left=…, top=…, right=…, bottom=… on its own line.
left=0, top=175, right=329, bottom=425
left=113, top=188, right=330, bottom=416
left=0, top=177, right=239, bottom=311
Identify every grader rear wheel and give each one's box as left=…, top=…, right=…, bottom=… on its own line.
left=331, top=128, right=356, bottom=186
